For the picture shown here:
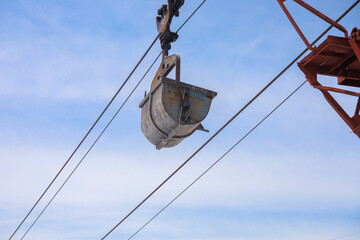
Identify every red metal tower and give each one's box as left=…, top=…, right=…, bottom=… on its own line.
left=278, top=0, right=360, bottom=138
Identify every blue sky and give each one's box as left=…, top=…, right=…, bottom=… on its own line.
left=0, top=0, right=359, bottom=239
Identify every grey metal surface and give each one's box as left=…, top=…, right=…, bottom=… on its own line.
left=140, top=77, right=216, bottom=149
left=140, top=12, right=217, bottom=150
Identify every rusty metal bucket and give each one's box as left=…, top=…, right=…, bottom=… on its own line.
left=139, top=54, right=217, bottom=149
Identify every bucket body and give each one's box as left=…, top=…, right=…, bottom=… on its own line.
left=139, top=78, right=216, bottom=149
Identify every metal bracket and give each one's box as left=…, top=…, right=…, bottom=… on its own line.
left=156, top=0, right=184, bottom=55
left=351, top=27, right=360, bottom=41
left=151, top=54, right=181, bottom=90
left=179, top=88, right=191, bottom=123
left=298, top=57, right=360, bottom=138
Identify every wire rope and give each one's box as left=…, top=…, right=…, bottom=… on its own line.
left=127, top=81, right=306, bottom=239
left=18, top=0, right=211, bottom=238
left=9, top=34, right=159, bottom=240
left=176, top=0, right=206, bottom=34
left=19, top=51, right=163, bottom=240
left=102, top=0, right=360, bottom=238
left=328, top=231, right=360, bottom=240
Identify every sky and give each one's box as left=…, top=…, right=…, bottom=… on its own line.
left=0, top=0, right=359, bottom=239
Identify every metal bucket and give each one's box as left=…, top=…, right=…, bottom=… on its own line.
left=139, top=77, right=217, bottom=150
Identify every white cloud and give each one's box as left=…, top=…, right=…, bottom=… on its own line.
left=1, top=1, right=359, bottom=239
left=1, top=144, right=359, bottom=210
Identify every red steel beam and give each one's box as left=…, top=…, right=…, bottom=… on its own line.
left=314, top=85, right=360, bottom=97
left=277, top=0, right=314, bottom=50
left=293, top=0, right=348, bottom=38
left=278, top=0, right=348, bottom=50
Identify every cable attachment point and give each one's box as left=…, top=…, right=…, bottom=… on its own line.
left=156, top=0, right=184, bottom=55
left=351, top=27, right=360, bottom=40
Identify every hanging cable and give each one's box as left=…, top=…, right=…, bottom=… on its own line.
left=17, top=0, right=210, bottom=238
left=101, top=1, right=360, bottom=238
left=328, top=231, right=360, bottom=240
left=127, top=80, right=306, bottom=239
left=8, top=34, right=159, bottom=240
left=18, top=51, right=163, bottom=240
left=176, top=0, right=206, bottom=34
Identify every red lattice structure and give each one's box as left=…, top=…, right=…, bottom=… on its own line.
left=278, top=0, right=360, bottom=138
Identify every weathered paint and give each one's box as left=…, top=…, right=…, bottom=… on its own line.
left=277, top=0, right=360, bottom=137
left=139, top=78, right=216, bottom=149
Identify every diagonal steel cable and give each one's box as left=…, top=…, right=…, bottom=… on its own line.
left=328, top=231, right=360, bottom=240
left=19, top=52, right=163, bottom=240
left=101, top=1, right=209, bottom=239
left=18, top=0, right=210, bottom=238
left=127, top=81, right=306, bottom=239
left=102, top=0, right=360, bottom=238
left=9, top=34, right=159, bottom=240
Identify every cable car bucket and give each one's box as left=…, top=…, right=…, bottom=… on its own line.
left=277, top=0, right=360, bottom=138
left=139, top=54, right=216, bottom=150
left=139, top=0, right=217, bottom=149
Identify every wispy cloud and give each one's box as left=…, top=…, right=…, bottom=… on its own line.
left=1, top=0, right=359, bottom=239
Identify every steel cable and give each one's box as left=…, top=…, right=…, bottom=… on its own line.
left=9, top=34, right=159, bottom=240
left=176, top=0, right=206, bottom=34
left=17, top=0, right=210, bottom=238
left=19, top=51, right=163, bottom=240
left=127, top=80, right=306, bottom=239
left=102, top=0, right=360, bottom=238
left=328, top=231, right=360, bottom=240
